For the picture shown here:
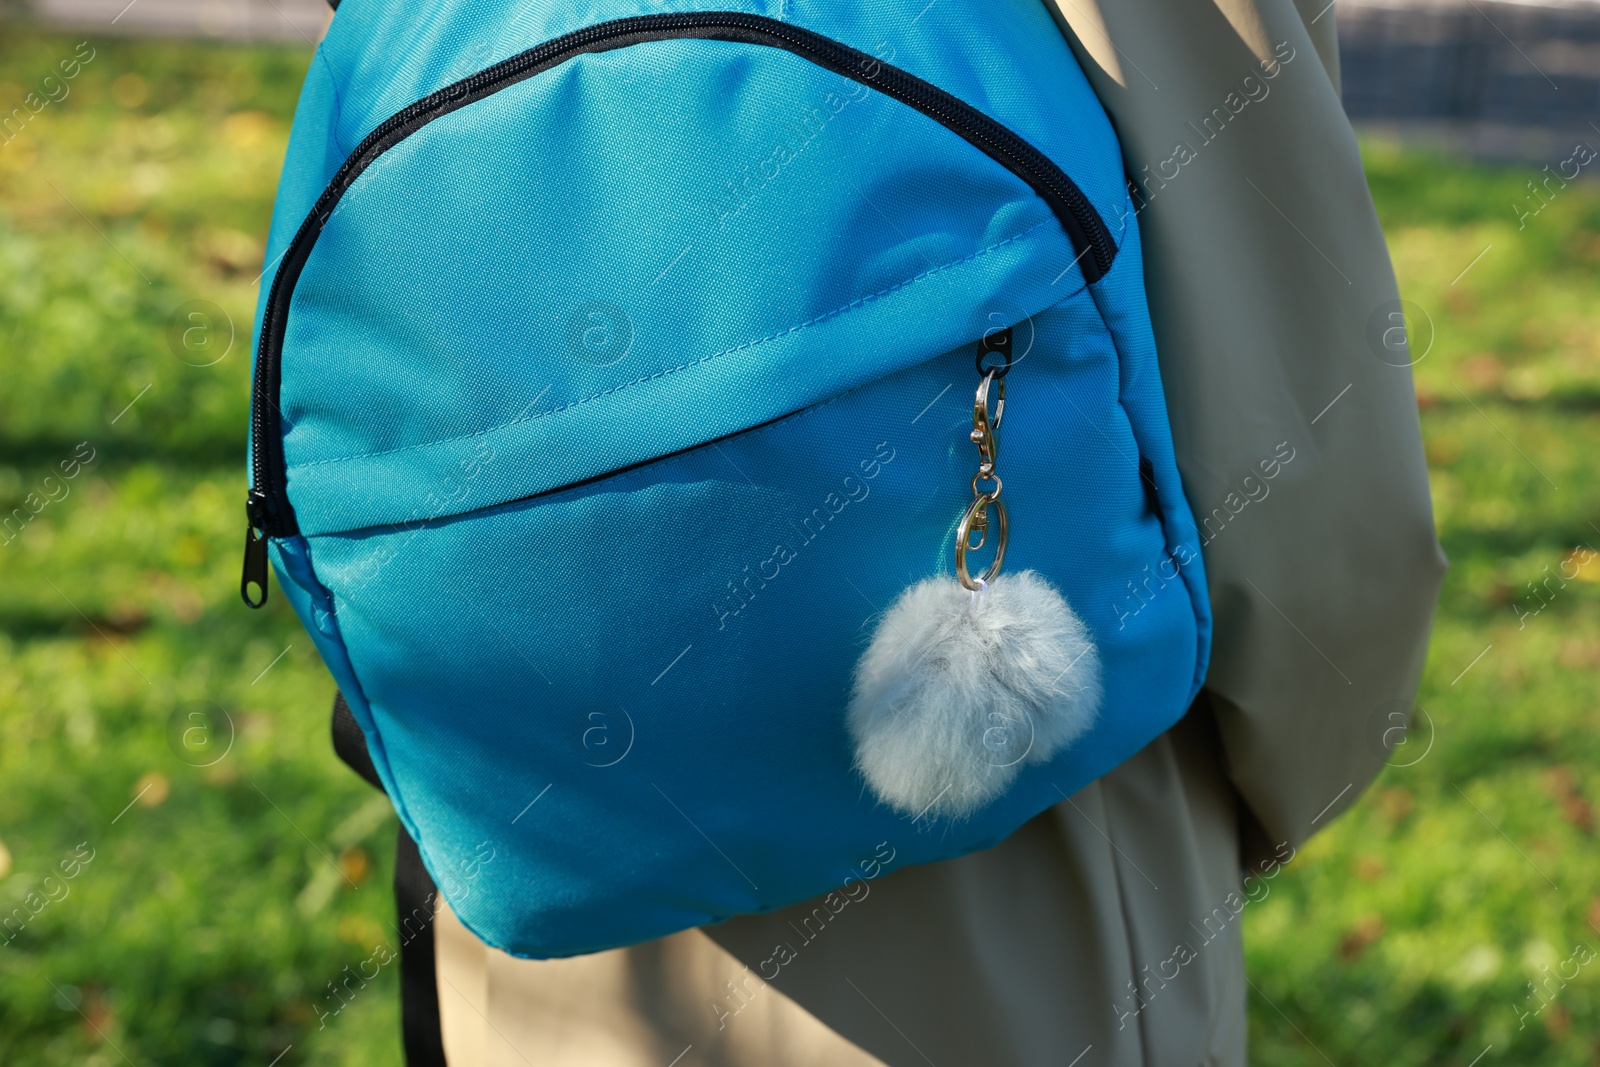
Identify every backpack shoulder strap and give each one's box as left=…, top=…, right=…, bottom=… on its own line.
left=332, top=692, right=447, bottom=1067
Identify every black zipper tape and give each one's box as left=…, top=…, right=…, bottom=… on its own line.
left=244, top=11, right=1118, bottom=605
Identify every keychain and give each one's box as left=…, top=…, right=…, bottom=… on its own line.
left=847, top=328, right=1102, bottom=820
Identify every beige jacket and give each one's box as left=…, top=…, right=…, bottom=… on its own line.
left=434, top=1, right=1445, bottom=1063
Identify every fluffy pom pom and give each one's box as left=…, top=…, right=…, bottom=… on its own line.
left=847, top=570, right=1101, bottom=820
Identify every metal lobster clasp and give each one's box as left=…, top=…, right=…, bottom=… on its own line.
left=954, top=327, right=1014, bottom=591
left=970, top=370, right=1004, bottom=469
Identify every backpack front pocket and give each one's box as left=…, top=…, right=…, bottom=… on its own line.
left=243, top=13, right=1118, bottom=559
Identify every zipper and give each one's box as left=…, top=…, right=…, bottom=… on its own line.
left=243, top=11, right=1119, bottom=607
left=242, top=489, right=271, bottom=608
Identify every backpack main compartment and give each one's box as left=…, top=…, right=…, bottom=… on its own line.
left=247, top=0, right=1212, bottom=958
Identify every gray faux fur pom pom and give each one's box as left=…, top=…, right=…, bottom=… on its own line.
left=847, top=570, right=1102, bottom=820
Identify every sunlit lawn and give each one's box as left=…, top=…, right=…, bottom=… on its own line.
left=0, top=31, right=398, bottom=1067
left=0, top=28, right=1594, bottom=1067
left=1246, top=140, right=1600, bottom=1064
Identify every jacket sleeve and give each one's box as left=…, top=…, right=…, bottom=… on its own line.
left=1046, top=0, right=1447, bottom=853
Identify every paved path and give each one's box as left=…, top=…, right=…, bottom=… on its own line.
left=28, top=0, right=330, bottom=42
left=1340, top=0, right=1600, bottom=159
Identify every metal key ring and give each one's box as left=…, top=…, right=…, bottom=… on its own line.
left=955, top=495, right=1008, bottom=590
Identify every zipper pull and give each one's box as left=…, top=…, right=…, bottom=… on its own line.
left=241, top=490, right=270, bottom=609
left=975, top=326, right=1013, bottom=378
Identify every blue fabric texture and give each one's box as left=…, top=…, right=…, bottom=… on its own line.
left=253, top=0, right=1212, bottom=957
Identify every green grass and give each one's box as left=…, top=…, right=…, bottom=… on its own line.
left=0, top=32, right=399, bottom=1067
left=1244, top=142, right=1600, bottom=1063
left=0, top=28, right=1595, bottom=1067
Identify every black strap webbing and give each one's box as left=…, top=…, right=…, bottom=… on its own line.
left=331, top=692, right=448, bottom=1067
left=331, top=691, right=380, bottom=788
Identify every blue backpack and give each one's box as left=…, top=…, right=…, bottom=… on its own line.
left=244, top=0, right=1212, bottom=959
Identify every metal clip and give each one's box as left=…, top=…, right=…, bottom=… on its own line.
left=955, top=327, right=1014, bottom=591
left=970, top=370, right=1004, bottom=467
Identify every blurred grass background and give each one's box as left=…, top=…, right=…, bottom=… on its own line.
left=0, top=28, right=1594, bottom=1067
